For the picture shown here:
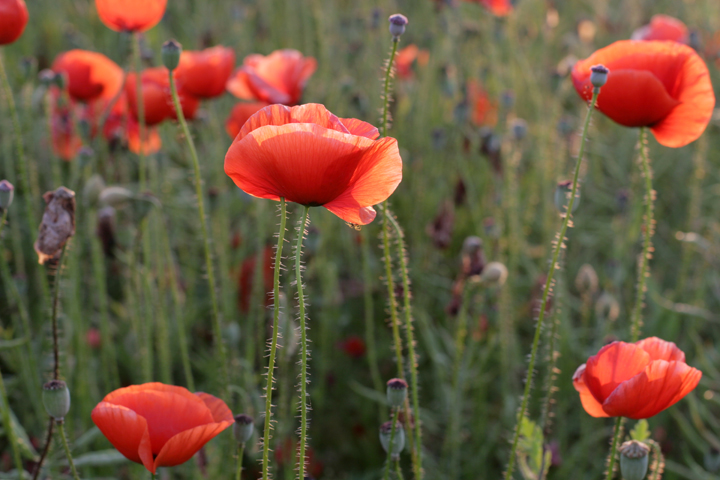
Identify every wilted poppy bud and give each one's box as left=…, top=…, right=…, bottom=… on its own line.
left=619, top=440, right=650, bottom=480
left=480, top=261, right=508, bottom=287
left=589, top=64, right=609, bottom=89
left=99, top=186, right=134, bottom=207
left=379, top=421, right=405, bottom=459
left=389, top=14, right=408, bottom=39
left=42, top=380, right=71, bottom=421
left=0, top=180, right=14, bottom=210
left=35, top=187, right=76, bottom=265
left=554, top=180, right=580, bottom=214
left=233, top=414, right=254, bottom=444
left=510, top=118, right=528, bottom=141
left=575, top=264, right=598, bottom=296
left=386, top=378, right=408, bottom=408
left=162, top=39, right=182, bottom=71
left=83, top=175, right=106, bottom=207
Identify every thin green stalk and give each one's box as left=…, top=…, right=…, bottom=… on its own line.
left=57, top=422, right=80, bottom=480
left=382, top=204, right=404, bottom=379
left=151, top=474, right=157, bottom=480
left=262, top=198, right=287, bottom=480
left=381, top=40, right=400, bottom=138
left=604, top=417, right=624, bottom=480
left=504, top=89, right=599, bottom=480
left=395, top=459, right=405, bottom=480
left=132, top=33, right=147, bottom=190
left=630, top=127, right=653, bottom=343
left=236, top=442, right=246, bottom=480
left=383, top=410, right=400, bottom=480
left=0, top=365, right=24, bottom=478
left=168, top=71, right=229, bottom=391
left=295, top=206, right=311, bottom=479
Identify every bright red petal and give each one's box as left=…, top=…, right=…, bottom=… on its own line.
left=226, top=69, right=256, bottom=100
left=195, top=392, right=234, bottom=423
left=572, top=364, right=610, bottom=418
left=584, top=342, right=650, bottom=404
left=225, top=102, right=270, bottom=139
left=91, top=402, right=155, bottom=472
left=632, top=15, right=688, bottom=44
left=635, top=337, right=685, bottom=362
left=176, top=46, right=236, bottom=99
left=340, top=118, right=380, bottom=139
left=95, top=0, right=167, bottom=32
left=153, top=421, right=232, bottom=469
left=237, top=104, right=349, bottom=141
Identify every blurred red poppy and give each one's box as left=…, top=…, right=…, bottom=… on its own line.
left=225, top=101, right=269, bottom=139
left=126, top=67, right=200, bottom=125
left=52, top=50, right=124, bottom=103
left=91, top=383, right=233, bottom=474
left=227, top=49, right=316, bottom=105
left=175, top=46, right=236, bottom=99
left=95, top=0, right=167, bottom=33
left=0, top=0, right=28, bottom=45
left=632, top=15, right=688, bottom=44
left=572, top=40, right=715, bottom=148
left=464, top=0, right=513, bottom=16
left=467, top=80, right=498, bottom=127
left=50, top=91, right=83, bottom=161
left=395, top=44, right=430, bottom=80
left=339, top=335, right=366, bottom=359
left=238, top=245, right=274, bottom=314
left=224, top=104, right=401, bottom=225
left=573, top=337, right=701, bottom=419
left=274, top=439, right=324, bottom=478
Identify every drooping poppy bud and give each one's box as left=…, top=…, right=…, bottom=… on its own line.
left=34, top=187, right=76, bottom=265
left=43, top=380, right=71, bottom=421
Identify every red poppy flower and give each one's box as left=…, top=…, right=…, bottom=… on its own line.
left=467, top=80, right=498, bottom=127
left=573, top=337, right=701, bottom=419
left=338, top=335, right=366, bottom=359
left=572, top=40, right=715, bottom=148
left=50, top=91, right=83, bottom=161
left=225, top=102, right=269, bottom=139
left=464, top=0, right=513, bottom=16
left=238, top=245, right=274, bottom=314
left=632, top=15, right=689, bottom=44
left=126, top=67, right=200, bottom=126
left=175, top=46, right=236, bottom=99
left=52, top=50, right=124, bottom=103
left=395, top=44, right=430, bottom=80
left=0, top=0, right=28, bottom=45
left=226, top=49, right=316, bottom=105
left=95, top=0, right=167, bottom=33
left=91, top=383, right=233, bottom=474
left=224, top=104, right=401, bottom=225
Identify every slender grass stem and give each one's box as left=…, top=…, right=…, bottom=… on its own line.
left=0, top=364, right=24, bottom=478
left=395, top=459, right=405, bottom=480
left=57, top=421, right=80, bottom=480
left=604, top=417, right=624, bottom=480
left=262, top=198, right=287, bottom=480
left=503, top=89, right=599, bottom=480
left=236, top=442, right=246, bottom=480
left=132, top=34, right=147, bottom=190
left=168, top=70, right=229, bottom=391
left=295, top=206, right=311, bottom=479
left=361, top=228, right=385, bottom=421
left=383, top=409, right=399, bottom=480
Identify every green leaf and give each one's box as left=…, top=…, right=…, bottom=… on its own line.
left=630, top=419, right=651, bottom=442
left=0, top=393, right=38, bottom=461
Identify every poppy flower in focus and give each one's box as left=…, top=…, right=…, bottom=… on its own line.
left=224, top=104, right=402, bottom=225
left=227, top=49, right=317, bottom=105
left=225, top=101, right=269, bottom=139
left=464, top=0, right=513, bottom=17
left=126, top=67, right=200, bottom=125
left=573, top=337, right=701, bottom=419
left=338, top=335, right=366, bottom=359
left=572, top=40, right=715, bottom=148
left=175, top=46, right=236, bottom=99
left=95, top=0, right=167, bottom=33
left=467, top=80, right=498, bottom=127
left=631, top=15, right=689, bottom=44
left=52, top=50, right=124, bottom=103
left=395, top=44, right=430, bottom=80
left=0, top=0, right=28, bottom=45
left=91, top=383, right=233, bottom=474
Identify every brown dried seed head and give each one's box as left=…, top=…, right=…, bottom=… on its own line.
left=34, top=186, right=76, bottom=265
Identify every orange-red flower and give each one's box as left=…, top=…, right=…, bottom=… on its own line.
left=467, top=80, right=498, bottom=127
left=395, top=44, right=430, bottom=80
left=175, top=46, right=236, bottom=99
left=91, top=383, right=233, bottom=474
left=572, top=40, right=715, bottom=148
left=224, top=104, right=402, bottom=225
left=0, top=0, right=28, bottom=45
left=95, top=0, right=167, bottom=33
left=573, top=337, right=701, bottom=419
left=126, top=67, right=200, bottom=126
left=52, top=50, right=124, bottom=103
left=49, top=90, right=82, bottom=161
left=226, top=49, right=316, bottom=106
left=225, top=102, right=269, bottom=139
left=464, top=0, right=513, bottom=16
left=632, top=15, right=689, bottom=44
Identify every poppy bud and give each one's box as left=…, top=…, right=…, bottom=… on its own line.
left=83, top=175, right=106, bottom=207
left=554, top=180, right=580, bottom=214
left=575, top=264, right=598, bottom=296
left=38, top=69, right=56, bottom=87
left=233, top=414, right=254, bottom=444
left=379, top=421, right=405, bottom=459
left=42, top=380, right=71, bottom=421
left=0, top=180, right=14, bottom=210
left=162, top=39, right=182, bottom=71
left=589, top=64, right=609, bottom=89
left=480, top=261, right=508, bottom=287
left=99, top=186, right=134, bottom=207
left=386, top=378, right=408, bottom=408
left=388, top=14, right=408, bottom=39
left=619, top=440, right=650, bottom=480
left=510, top=118, right=528, bottom=141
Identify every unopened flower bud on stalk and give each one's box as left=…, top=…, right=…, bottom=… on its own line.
left=162, top=39, right=182, bottom=71
left=386, top=378, right=408, bottom=408
left=590, top=64, right=609, bottom=90
left=0, top=180, right=14, bottom=210
left=480, top=261, right=508, bottom=287
left=233, top=414, right=254, bottom=444
left=42, top=380, right=71, bottom=422
left=379, top=421, right=405, bottom=459
left=619, top=440, right=650, bottom=480
left=388, top=14, right=408, bottom=40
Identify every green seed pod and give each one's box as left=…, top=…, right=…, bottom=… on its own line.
left=379, top=421, right=405, bottom=458
left=0, top=180, right=14, bottom=210
left=590, top=64, right=609, bottom=89
left=386, top=378, right=408, bottom=408
left=162, top=39, right=182, bottom=71
left=42, top=380, right=71, bottom=421
left=619, top=440, right=650, bottom=480
left=233, top=414, right=254, bottom=444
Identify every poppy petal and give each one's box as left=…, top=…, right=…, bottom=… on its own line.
left=91, top=402, right=155, bottom=472
left=635, top=337, right=685, bottom=362
left=237, top=103, right=349, bottom=141
left=340, top=118, right=380, bottom=139
left=95, top=0, right=167, bottom=33
left=572, top=364, right=610, bottom=418
left=584, top=342, right=650, bottom=404
left=226, top=70, right=256, bottom=100
left=153, top=421, right=233, bottom=469
left=195, top=392, right=234, bottom=423
left=602, top=360, right=702, bottom=419
left=225, top=102, right=269, bottom=139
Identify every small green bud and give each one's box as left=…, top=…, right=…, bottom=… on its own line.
left=386, top=378, right=408, bottom=408
left=555, top=180, right=580, bottom=214
left=99, top=186, right=135, bottom=207
left=233, top=414, right=254, bottom=444
left=42, top=380, right=71, bottom=421
left=379, top=421, right=405, bottom=459
left=0, top=180, right=14, bottom=210
left=619, top=440, right=650, bottom=480
left=162, top=39, right=182, bottom=71
left=480, top=261, right=508, bottom=287
left=590, top=64, right=609, bottom=89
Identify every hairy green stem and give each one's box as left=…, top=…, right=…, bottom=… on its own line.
left=58, top=422, right=80, bottom=480
left=295, top=206, right=311, bottom=479
left=383, top=409, right=400, bottom=480
left=382, top=204, right=404, bottom=378
left=51, top=244, right=69, bottom=380
left=0, top=364, right=24, bottom=477
left=32, top=418, right=54, bottom=480
left=132, top=33, right=147, bottom=190
left=604, top=417, right=624, bottom=480
left=396, top=459, right=405, bottom=480
left=504, top=89, right=599, bottom=480
left=381, top=40, right=399, bottom=138
left=236, top=442, right=246, bottom=480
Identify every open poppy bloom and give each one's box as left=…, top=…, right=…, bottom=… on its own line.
left=0, top=0, right=28, bottom=45
left=631, top=15, right=689, bottom=44
left=573, top=337, right=701, bottom=419
left=224, top=104, right=402, bottom=225
left=175, top=46, right=236, bottom=99
left=226, top=49, right=317, bottom=105
left=464, top=0, right=513, bottom=17
left=225, top=101, right=269, bottom=139
left=95, top=0, right=167, bottom=33
left=395, top=44, right=430, bottom=80
left=52, top=50, right=124, bottom=103
left=91, top=383, right=233, bottom=474
left=126, top=67, right=200, bottom=125
left=572, top=40, right=715, bottom=148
